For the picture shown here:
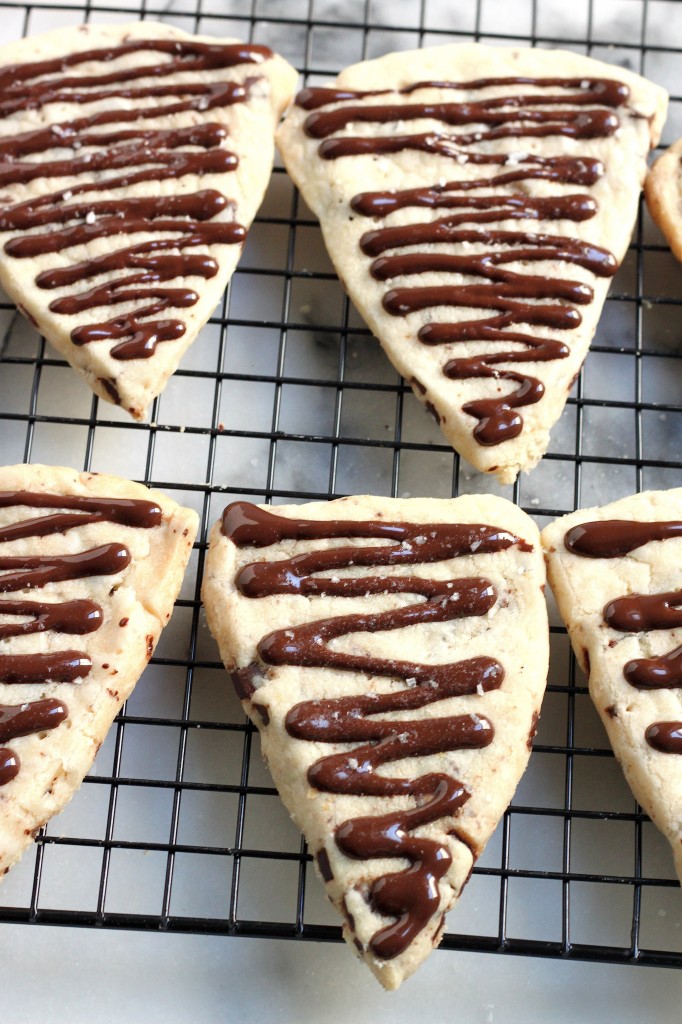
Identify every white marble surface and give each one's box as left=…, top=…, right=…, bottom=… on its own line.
left=1, top=923, right=681, bottom=1023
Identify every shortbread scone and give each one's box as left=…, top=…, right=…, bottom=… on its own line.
left=202, top=494, right=548, bottom=988
left=0, top=464, right=198, bottom=876
left=645, top=138, right=682, bottom=264
left=0, top=22, right=298, bottom=419
left=542, top=490, right=682, bottom=881
left=277, top=45, right=667, bottom=484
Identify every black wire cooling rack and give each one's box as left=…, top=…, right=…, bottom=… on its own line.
left=0, top=0, right=681, bottom=974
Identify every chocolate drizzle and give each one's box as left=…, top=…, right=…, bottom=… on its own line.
left=565, top=517, right=682, bottom=752
left=0, top=487, right=162, bottom=785
left=296, top=75, right=627, bottom=446
left=223, top=500, right=530, bottom=959
left=0, top=37, right=272, bottom=359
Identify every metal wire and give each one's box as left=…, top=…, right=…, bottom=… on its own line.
left=0, top=0, right=681, bottom=970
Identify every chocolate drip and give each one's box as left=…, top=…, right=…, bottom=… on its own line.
left=565, top=519, right=682, bottom=558
left=624, top=646, right=682, bottom=690
left=0, top=38, right=268, bottom=359
left=566, top=517, right=682, bottom=753
left=0, top=124, right=232, bottom=189
left=304, top=98, right=619, bottom=143
left=604, top=590, right=682, bottom=633
left=0, top=39, right=271, bottom=92
left=356, top=185, right=610, bottom=444
left=0, top=749, right=18, bottom=786
left=296, top=77, right=629, bottom=112
left=0, top=698, right=68, bottom=743
left=223, top=501, right=528, bottom=959
left=0, top=490, right=162, bottom=531
left=0, top=543, right=130, bottom=592
left=0, top=488, right=162, bottom=785
left=298, top=75, right=626, bottom=449
left=645, top=722, right=682, bottom=754
left=319, top=127, right=611, bottom=160
left=352, top=159, right=604, bottom=215
left=223, top=497, right=528, bottom=553
left=0, top=598, right=102, bottom=638
left=0, top=699, right=67, bottom=789
left=0, top=651, right=91, bottom=683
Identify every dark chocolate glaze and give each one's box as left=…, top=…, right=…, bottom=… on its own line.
left=565, top=519, right=682, bottom=558
left=645, top=722, right=682, bottom=754
left=222, top=501, right=530, bottom=959
left=296, top=76, right=628, bottom=447
left=297, top=77, right=628, bottom=112
left=604, top=590, right=682, bottom=633
left=0, top=38, right=271, bottom=359
left=0, top=698, right=68, bottom=746
left=0, top=651, right=91, bottom=683
left=0, top=597, right=102, bottom=638
left=566, top=517, right=682, bottom=752
left=0, top=488, right=161, bottom=784
left=624, top=645, right=682, bottom=690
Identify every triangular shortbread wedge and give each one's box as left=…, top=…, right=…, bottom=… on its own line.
left=542, top=490, right=682, bottom=881
left=202, top=494, right=548, bottom=988
left=645, top=138, right=682, bottom=264
left=0, top=463, right=198, bottom=877
left=0, top=22, right=297, bottom=419
left=277, top=44, right=667, bottom=483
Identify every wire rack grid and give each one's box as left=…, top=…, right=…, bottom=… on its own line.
left=0, top=0, right=681, bottom=976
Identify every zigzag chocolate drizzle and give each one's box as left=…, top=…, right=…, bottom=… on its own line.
left=565, top=519, right=682, bottom=753
left=297, top=76, right=626, bottom=446
left=223, top=500, right=529, bottom=960
left=0, top=489, right=161, bottom=785
left=0, top=37, right=272, bottom=359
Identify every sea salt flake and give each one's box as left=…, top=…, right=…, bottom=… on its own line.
left=505, top=151, right=526, bottom=165
left=85, top=211, right=96, bottom=224
left=406, top=677, right=417, bottom=688
left=62, top=190, right=73, bottom=201
left=348, top=758, right=359, bottom=770
left=470, top=539, right=482, bottom=552
left=331, top=575, right=340, bottom=583
left=476, top=683, right=485, bottom=696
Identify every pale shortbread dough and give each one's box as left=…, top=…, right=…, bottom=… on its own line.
left=645, top=138, right=682, bottom=264
left=203, top=493, right=548, bottom=988
left=0, top=464, right=198, bottom=877
left=0, top=22, right=297, bottom=419
left=542, top=489, right=682, bottom=882
left=277, top=44, right=667, bottom=483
